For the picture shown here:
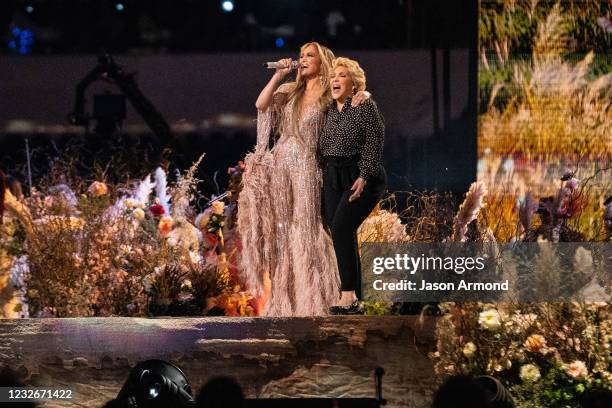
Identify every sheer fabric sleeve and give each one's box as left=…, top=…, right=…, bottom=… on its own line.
left=255, top=82, right=292, bottom=153
left=237, top=82, right=292, bottom=296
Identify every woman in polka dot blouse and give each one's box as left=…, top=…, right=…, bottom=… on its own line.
left=319, top=57, right=387, bottom=314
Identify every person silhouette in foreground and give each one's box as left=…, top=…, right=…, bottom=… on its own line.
left=432, top=375, right=492, bottom=408
left=196, top=376, right=245, bottom=408
left=0, top=366, right=39, bottom=407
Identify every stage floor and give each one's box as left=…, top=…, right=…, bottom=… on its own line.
left=0, top=316, right=437, bottom=407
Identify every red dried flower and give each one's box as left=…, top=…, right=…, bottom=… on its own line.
left=149, top=204, right=165, bottom=216
left=204, top=232, right=219, bottom=248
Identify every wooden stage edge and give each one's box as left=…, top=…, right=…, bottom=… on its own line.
left=0, top=316, right=438, bottom=408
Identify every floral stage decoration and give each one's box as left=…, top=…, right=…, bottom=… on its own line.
left=0, top=156, right=256, bottom=318
left=431, top=301, right=611, bottom=407
left=436, top=5, right=612, bottom=403
left=0, top=156, right=610, bottom=407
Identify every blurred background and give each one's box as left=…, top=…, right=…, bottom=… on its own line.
left=0, top=0, right=478, bottom=197
left=0, top=0, right=467, bottom=54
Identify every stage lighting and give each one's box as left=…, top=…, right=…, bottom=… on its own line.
left=116, top=3, right=125, bottom=12
left=275, top=37, right=285, bottom=48
left=221, top=0, right=234, bottom=13
left=111, top=360, right=196, bottom=408
left=8, top=27, right=34, bottom=55
left=25, top=5, right=34, bottom=14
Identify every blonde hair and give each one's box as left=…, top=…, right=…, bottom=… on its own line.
left=332, top=57, right=366, bottom=93
left=279, top=42, right=335, bottom=139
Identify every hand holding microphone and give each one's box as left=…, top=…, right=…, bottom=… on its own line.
left=264, top=58, right=298, bottom=79
left=263, top=60, right=299, bottom=70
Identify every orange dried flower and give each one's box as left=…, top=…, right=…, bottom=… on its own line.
left=158, top=216, right=174, bottom=236
left=88, top=181, right=108, bottom=197
left=524, top=334, right=547, bottom=353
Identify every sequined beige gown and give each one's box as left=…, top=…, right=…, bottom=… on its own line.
left=238, top=83, right=340, bottom=316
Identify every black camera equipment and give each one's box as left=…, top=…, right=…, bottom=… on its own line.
left=92, top=92, right=126, bottom=135
left=68, top=53, right=172, bottom=144
left=107, top=359, right=196, bottom=408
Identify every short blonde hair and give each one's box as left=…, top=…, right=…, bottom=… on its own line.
left=332, top=57, right=366, bottom=93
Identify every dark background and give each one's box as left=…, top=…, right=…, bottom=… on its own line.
left=0, top=0, right=478, bottom=196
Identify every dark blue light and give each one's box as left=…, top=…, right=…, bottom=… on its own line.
left=275, top=37, right=285, bottom=48
left=9, top=27, right=34, bottom=54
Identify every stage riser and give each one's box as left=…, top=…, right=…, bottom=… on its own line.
left=0, top=316, right=437, bottom=408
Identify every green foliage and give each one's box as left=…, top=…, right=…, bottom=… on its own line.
left=478, top=59, right=517, bottom=112
left=206, top=212, right=225, bottom=233
left=3, top=221, right=27, bottom=257
left=586, top=53, right=612, bottom=79
left=563, top=0, right=612, bottom=53
left=432, top=301, right=612, bottom=408
left=512, top=365, right=609, bottom=408
left=480, top=0, right=537, bottom=57
left=77, top=193, right=111, bottom=220
left=362, top=300, right=392, bottom=316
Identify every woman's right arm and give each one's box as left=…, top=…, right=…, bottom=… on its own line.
left=255, top=58, right=293, bottom=111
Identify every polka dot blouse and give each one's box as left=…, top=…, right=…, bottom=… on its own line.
left=319, top=97, right=385, bottom=181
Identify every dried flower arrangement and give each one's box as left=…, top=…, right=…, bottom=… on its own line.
left=1, top=156, right=255, bottom=318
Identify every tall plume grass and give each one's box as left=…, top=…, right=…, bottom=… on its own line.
left=480, top=4, right=612, bottom=160
left=171, top=153, right=204, bottom=220
left=478, top=2, right=611, bottom=241
left=451, top=182, right=488, bottom=242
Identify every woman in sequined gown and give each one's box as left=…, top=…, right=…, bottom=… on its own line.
left=237, top=42, right=368, bottom=316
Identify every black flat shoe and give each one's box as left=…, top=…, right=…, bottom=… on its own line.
left=329, top=300, right=363, bottom=315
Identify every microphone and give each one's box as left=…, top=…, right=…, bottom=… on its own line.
left=263, top=61, right=299, bottom=70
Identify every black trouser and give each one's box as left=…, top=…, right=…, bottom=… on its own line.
left=322, top=156, right=387, bottom=299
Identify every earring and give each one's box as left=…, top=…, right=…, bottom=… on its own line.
left=320, top=75, right=325, bottom=87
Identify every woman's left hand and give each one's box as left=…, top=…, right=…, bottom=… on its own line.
left=351, top=91, right=371, bottom=107
left=348, top=177, right=367, bottom=202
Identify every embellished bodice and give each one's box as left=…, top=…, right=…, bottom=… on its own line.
left=275, top=98, right=324, bottom=155
left=255, top=82, right=325, bottom=157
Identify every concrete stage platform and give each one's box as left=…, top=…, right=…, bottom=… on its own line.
left=0, top=316, right=438, bottom=407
